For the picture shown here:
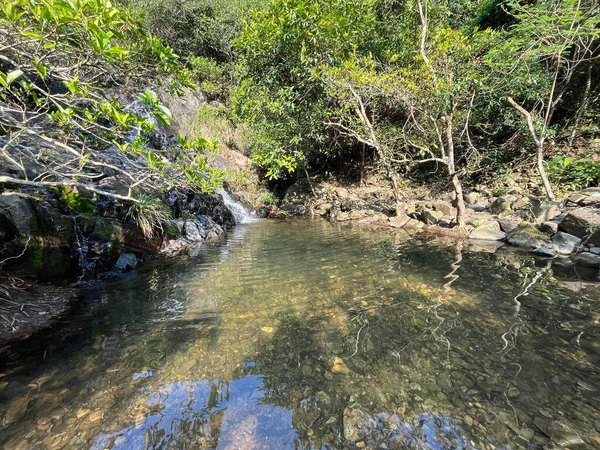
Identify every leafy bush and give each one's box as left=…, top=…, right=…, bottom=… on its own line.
left=547, top=155, right=600, bottom=193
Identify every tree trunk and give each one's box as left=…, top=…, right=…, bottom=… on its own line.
left=507, top=97, right=555, bottom=200
left=536, top=141, right=555, bottom=200
left=569, top=62, right=593, bottom=148
left=444, top=112, right=466, bottom=228
left=388, top=170, right=404, bottom=216
left=451, top=172, right=466, bottom=228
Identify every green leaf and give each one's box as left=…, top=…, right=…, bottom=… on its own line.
left=6, top=70, right=24, bottom=86
left=32, top=61, right=47, bottom=79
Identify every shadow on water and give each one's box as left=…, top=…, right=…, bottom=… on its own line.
left=0, top=219, right=599, bottom=449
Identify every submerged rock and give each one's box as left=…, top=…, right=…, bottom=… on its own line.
left=332, top=356, right=350, bottom=375
left=115, top=253, right=137, bottom=271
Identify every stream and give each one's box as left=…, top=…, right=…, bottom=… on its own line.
left=0, top=220, right=599, bottom=449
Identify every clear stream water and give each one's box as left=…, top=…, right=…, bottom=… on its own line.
left=0, top=220, right=599, bottom=449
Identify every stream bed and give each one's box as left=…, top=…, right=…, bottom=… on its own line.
left=0, top=219, right=599, bottom=449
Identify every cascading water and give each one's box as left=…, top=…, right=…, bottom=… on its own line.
left=217, top=189, right=259, bottom=224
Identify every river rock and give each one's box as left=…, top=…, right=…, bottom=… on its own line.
left=507, top=223, right=549, bottom=249
left=464, top=192, right=480, bottom=205
left=343, top=407, right=374, bottom=442
left=498, top=216, right=521, bottom=233
left=551, top=232, right=581, bottom=255
left=115, top=253, right=138, bottom=270
left=540, top=221, right=559, bottom=234
left=531, top=199, right=563, bottom=223
left=433, top=200, right=456, bottom=217
left=571, top=252, right=600, bottom=267
left=490, top=197, right=513, bottom=216
left=421, top=209, right=444, bottom=225
left=332, top=356, right=350, bottom=375
left=533, top=245, right=556, bottom=257
left=567, top=187, right=600, bottom=207
left=469, top=221, right=506, bottom=241
left=559, top=207, right=600, bottom=245
left=389, top=214, right=411, bottom=228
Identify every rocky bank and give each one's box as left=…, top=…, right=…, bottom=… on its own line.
left=280, top=178, right=600, bottom=271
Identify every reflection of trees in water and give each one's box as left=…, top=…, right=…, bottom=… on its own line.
left=1, top=222, right=600, bottom=449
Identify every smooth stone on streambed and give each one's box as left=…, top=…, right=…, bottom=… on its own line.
left=115, top=253, right=137, bottom=270
left=331, top=356, right=350, bottom=375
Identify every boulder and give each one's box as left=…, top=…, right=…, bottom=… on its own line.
left=571, top=252, right=600, bottom=267
left=464, top=192, right=480, bottom=205
left=432, top=200, right=456, bottom=217
left=421, top=209, right=444, bottom=225
left=567, top=187, right=600, bottom=207
left=559, top=207, right=600, bottom=245
left=498, top=216, right=521, bottom=234
left=507, top=223, right=549, bottom=249
left=551, top=232, right=581, bottom=255
left=511, top=196, right=530, bottom=210
left=490, top=197, right=513, bottom=216
left=531, top=198, right=562, bottom=223
left=469, top=221, right=506, bottom=241
left=540, top=221, right=559, bottom=235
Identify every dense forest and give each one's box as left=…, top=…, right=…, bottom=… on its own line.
left=0, top=0, right=599, bottom=260
left=2, top=0, right=599, bottom=210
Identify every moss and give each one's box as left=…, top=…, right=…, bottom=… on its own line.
left=164, top=222, right=180, bottom=239
left=52, top=186, right=96, bottom=214
left=32, top=247, right=44, bottom=270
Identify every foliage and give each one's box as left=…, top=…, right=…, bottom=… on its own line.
left=0, top=0, right=222, bottom=210
left=547, top=155, right=600, bottom=193
left=126, top=193, right=172, bottom=238
left=232, top=0, right=380, bottom=179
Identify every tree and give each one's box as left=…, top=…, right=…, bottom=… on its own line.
left=232, top=0, right=379, bottom=180
left=0, top=0, right=223, bottom=212
left=322, top=0, right=486, bottom=227
left=488, top=0, right=600, bottom=200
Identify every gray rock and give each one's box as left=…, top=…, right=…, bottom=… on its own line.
left=432, top=200, right=456, bottom=217
left=567, top=187, right=600, bottom=207
left=115, top=253, right=137, bottom=270
left=533, top=246, right=556, bottom=257
left=589, top=247, right=600, bottom=255
left=571, top=252, right=600, bottom=267
left=511, top=196, right=530, bottom=210
left=560, top=207, right=600, bottom=245
left=531, top=199, right=562, bottom=223
left=507, top=223, right=549, bottom=249
left=498, top=216, right=521, bottom=233
left=421, top=209, right=444, bottom=224
left=540, top=221, right=559, bottom=234
left=551, top=232, right=582, bottom=255
left=490, top=197, right=513, bottom=215
left=0, top=192, right=33, bottom=235
left=469, top=221, right=506, bottom=241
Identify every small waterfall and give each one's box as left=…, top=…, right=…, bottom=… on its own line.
left=218, top=190, right=259, bottom=224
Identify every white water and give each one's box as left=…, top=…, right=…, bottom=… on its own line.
left=218, top=189, right=259, bottom=224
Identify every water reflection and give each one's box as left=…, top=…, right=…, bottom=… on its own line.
left=0, top=220, right=599, bottom=449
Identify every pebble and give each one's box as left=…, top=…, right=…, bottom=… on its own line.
left=331, top=356, right=350, bottom=375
